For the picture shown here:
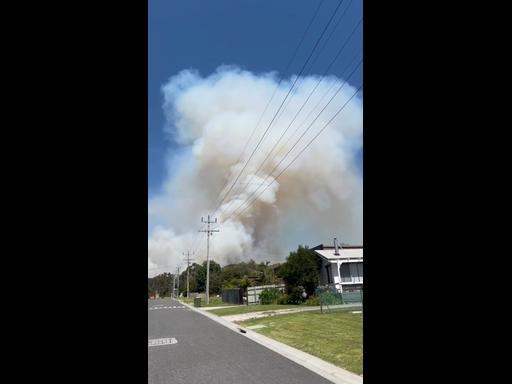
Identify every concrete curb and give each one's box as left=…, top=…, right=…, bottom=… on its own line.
left=178, top=300, right=363, bottom=384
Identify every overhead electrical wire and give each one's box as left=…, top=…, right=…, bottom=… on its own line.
left=219, top=10, right=361, bottom=219
left=273, top=0, right=356, bottom=123
left=187, top=0, right=332, bottom=261
left=210, top=0, right=328, bottom=215
left=210, top=0, right=346, bottom=217
left=222, top=59, right=362, bottom=224
left=223, top=83, right=362, bottom=225
left=229, top=18, right=363, bottom=210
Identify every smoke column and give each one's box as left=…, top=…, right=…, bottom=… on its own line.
left=148, top=66, right=362, bottom=277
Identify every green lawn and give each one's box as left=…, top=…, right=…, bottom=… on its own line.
left=180, top=296, right=233, bottom=307
left=209, top=304, right=302, bottom=316
left=240, top=310, right=363, bottom=375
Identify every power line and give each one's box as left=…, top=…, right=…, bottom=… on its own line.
left=219, top=12, right=361, bottom=221
left=273, top=0, right=356, bottom=123
left=222, top=58, right=361, bottom=222
left=279, top=52, right=359, bottom=156
left=211, top=0, right=328, bottom=215
left=222, top=71, right=362, bottom=224
left=308, top=0, right=356, bottom=74
left=226, top=83, right=362, bottom=224
left=227, top=18, right=363, bottom=212
left=211, top=0, right=346, bottom=216
left=157, top=1, right=362, bottom=268
left=182, top=0, right=330, bottom=259
left=266, top=0, right=355, bottom=138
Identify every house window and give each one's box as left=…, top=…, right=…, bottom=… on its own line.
left=340, top=262, right=363, bottom=283
left=340, top=263, right=351, bottom=282
left=326, top=264, right=332, bottom=284
left=355, top=262, right=363, bottom=281
left=349, top=262, right=363, bottom=282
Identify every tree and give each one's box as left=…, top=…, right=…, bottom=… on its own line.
left=148, top=272, right=173, bottom=297
left=183, top=262, right=204, bottom=293
left=279, top=245, right=321, bottom=297
left=178, top=260, right=222, bottom=295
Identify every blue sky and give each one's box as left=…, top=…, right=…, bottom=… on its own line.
left=148, top=0, right=363, bottom=198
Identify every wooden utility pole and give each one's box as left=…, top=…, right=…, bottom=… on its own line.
left=199, top=215, right=219, bottom=304
left=182, top=251, right=195, bottom=298
left=176, top=266, right=180, bottom=297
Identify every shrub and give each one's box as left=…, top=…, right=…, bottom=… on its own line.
left=279, top=245, right=321, bottom=297
left=305, top=296, right=320, bottom=306
left=287, top=286, right=306, bottom=304
left=259, top=288, right=282, bottom=305
left=277, top=293, right=289, bottom=305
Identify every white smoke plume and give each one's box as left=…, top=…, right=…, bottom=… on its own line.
left=148, top=66, right=362, bottom=277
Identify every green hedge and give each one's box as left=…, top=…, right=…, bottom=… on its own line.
left=259, top=288, right=282, bottom=304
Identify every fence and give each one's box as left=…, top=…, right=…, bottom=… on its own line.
left=315, top=284, right=363, bottom=311
left=221, top=288, right=243, bottom=305
left=246, top=284, right=286, bottom=305
left=341, top=290, right=364, bottom=303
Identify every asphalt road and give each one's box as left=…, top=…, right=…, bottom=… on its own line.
left=148, top=298, right=333, bottom=384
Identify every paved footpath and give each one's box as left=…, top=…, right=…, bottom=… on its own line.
left=220, top=303, right=363, bottom=322
left=148, top=298, right=335, bottom=384
left=200, top=305, right=242, bottom=311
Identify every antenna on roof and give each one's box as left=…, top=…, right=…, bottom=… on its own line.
left=334, top=237, right=340, bottom=255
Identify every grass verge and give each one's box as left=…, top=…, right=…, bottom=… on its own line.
left=179, top=296, right=233, bottom=307
left=240, top=309, right=363, bottom=375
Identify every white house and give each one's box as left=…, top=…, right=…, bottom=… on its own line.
left=313, top=239, right=363, bottom=293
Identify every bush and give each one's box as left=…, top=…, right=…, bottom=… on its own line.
left=287, top=286, right=306, bottom=304
left=279, top=245, right=320, bottom=297
left=305, top=296, right=320, bottom=306
left=259, top=288, right=282, bottom=305
left=277, top=293, right=289, bottom=305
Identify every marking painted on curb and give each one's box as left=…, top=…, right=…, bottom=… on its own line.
left=148, top=337, right=177, bottom=347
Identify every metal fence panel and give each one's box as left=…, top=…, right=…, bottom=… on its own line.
left=247, top=284, right=285, bottom=305
left=341, top=290, right=363, bottom=303
left=316, top=285, right=364, bottom=307
left=221, top=288, right=243, bottom=304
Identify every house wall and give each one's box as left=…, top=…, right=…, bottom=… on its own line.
left=319, top=259, right=329, bottom=285
left=319, top=259, right=340, bottom=286
left=332, top=261, right=341, bottom=292
left=316, top=253, right=363, bottom=293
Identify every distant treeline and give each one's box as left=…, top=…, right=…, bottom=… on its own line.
left=148, top=245, right=320, bottom=300
left=148, top=259, right=282, bottom=297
